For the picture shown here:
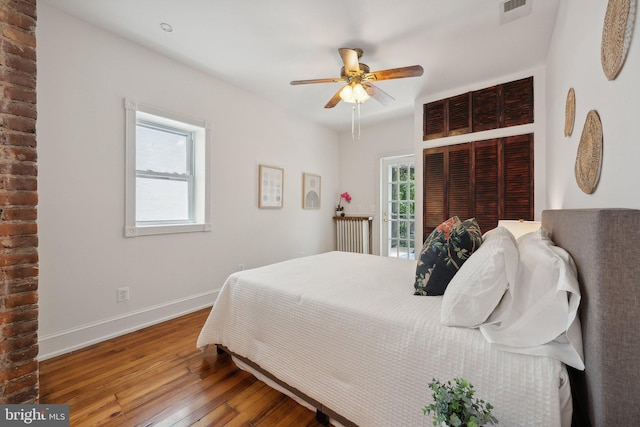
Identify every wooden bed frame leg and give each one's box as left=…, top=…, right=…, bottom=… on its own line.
left=316, top=409, right=330, bottom=425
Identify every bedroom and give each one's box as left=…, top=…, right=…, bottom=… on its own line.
left=2, top=0, right=640, bottom=425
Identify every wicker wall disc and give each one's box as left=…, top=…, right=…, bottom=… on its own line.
left=564, top=88, right=576, bottom=137
left=575, top=110, right=603, bottom=194
left=601, top=0, right=636, bottom=80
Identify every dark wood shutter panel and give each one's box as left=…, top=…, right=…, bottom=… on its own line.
left=472, top=86, right=499, bottom=132
left=425, top=76, right=533, bottom=141
left=448, top=93, right=471, bottom=136
left=503, top=134, right=534, bottom=220
left=448, top=144, right=471, bottom=220
left=423, top=150, right=446, bottom=235
left=473, top=140, right=500, bottom=232
left=422, top=135, right=533, bottom=239
left=424, top=101, right=446, bottom=140
left=502, top=76, right=534, bottom=127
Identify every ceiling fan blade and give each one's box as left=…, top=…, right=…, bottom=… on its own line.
left=365, top=65, right=424, bottom=81
left=290, top=77, right=346, bottom=85
left=339, top=48, right=361, bottom=76
left=363, top=83, right=395, bottom=106
left=324, top=87, right=344, bottom=108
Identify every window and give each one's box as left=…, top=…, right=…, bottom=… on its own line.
left=124, top=99, right=211, bottom=236
left=136, top=121, right=193, bottom=223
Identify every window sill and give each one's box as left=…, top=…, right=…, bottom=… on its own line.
left=124, top=223, right=212, bottom=237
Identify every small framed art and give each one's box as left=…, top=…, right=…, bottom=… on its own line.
left=302, top=173, right=321, bottom=209
left=258, top=164, right=284, bottom=208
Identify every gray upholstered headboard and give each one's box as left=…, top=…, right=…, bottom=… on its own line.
left=541, top=209, right=640, bottom=427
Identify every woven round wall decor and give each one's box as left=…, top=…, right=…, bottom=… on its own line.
left=564, top=88, right=576, bottom=137
left=575, top=110, right=603, bottom=194
left=601, top=0, right=636, bottom=80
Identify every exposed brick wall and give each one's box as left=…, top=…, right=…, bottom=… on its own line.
left=0, top=0, right=38, bottom=404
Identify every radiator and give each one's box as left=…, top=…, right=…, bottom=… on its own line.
left=334, top=216, right=373, bottom=254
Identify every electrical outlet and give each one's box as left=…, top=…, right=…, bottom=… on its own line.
left=117, top=287, right=130, bottom=303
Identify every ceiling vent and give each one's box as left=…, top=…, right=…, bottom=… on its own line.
left=500, top=0, right=532, bottom=24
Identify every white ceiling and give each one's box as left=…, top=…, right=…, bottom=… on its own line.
left=39, top=0, right=560, bottom=132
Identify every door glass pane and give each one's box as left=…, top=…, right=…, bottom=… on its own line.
left=399, top=165, right=408, bottom=182
left=400, top=183, right=408, bottom=200
left=399, top=221, right=408, bottom=239
left=391, top=183, right=398, bottom=201
left=400, top=202, right=410, bottom=219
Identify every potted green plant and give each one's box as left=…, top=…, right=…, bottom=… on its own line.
left=423, top=378, right=498, bottom=427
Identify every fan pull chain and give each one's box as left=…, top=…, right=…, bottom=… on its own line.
left=351, top=103, right=362, bottom=140
left=358, top=102, right=361, bottom=139
left=351, top=105, right=355, bottom=139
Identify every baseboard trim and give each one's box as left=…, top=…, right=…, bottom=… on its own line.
left=38, top=290, right=218, bottom=361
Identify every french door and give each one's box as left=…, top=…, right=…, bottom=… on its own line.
left=381, top=155, right=415, bottom=259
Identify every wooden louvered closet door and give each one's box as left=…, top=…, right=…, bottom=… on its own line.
left=422, top=134, right=533, bottom=239
left=447, top=94, right=471, bottom=136
left=473, top=139, right=501, bottom=233
left=502, top=77, right=534, bottom=127
left=423, top=148, right=446, bottom=233
left=423, top=143, right=472, bottom=236
left=423, top=76, right=533, bottom=140
left=503, top=134, right=534, bottom=221
left=472, top=86, right=500, bottom=132
left=423, top=94, right=471, bottom=141
left=447, top=144, right=472, bottom=220
left=423, top=101, right=447, bottom=140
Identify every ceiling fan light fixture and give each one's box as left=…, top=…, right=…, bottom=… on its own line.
left=339, top=83, right=369, bottom=104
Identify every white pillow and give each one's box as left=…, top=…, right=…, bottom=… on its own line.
left=479, top=228, right=584, bottom=370
left=441, top=226, right=518, bottom=327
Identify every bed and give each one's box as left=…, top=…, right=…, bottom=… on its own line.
left=197, top=208, right=640, bottom=426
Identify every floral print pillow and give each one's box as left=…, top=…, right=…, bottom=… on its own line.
left=414, top=217, right=483, bottom=296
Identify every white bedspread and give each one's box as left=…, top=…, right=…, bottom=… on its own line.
left=197, top=251, right=569, bottom=427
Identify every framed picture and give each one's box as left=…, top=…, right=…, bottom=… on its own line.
left=258, top=165, right=284, bottom=208
left=302, top=173, right=321, bottom=209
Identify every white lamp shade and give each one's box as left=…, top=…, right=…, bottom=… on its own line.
left=352, top=84, right=369, bottom=102
left=339, top=83, right=369, bottom=104
left=497, top=219, right=541, bottom=239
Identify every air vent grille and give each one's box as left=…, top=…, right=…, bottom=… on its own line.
left=504, top=0, right=527, bottom=13
left=500, top=0, right=531, bottom=24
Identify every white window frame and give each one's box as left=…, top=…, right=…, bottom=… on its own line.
left=124, top=99, right=211, bottom=237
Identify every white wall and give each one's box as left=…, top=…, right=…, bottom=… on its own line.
left=413, top=66, right=548, bottom=245
left=39, top=0, right=637, bottom=360
left=37, top=3, right=339, bottom=359
left=337, top=115, right=415, bottom=255
left=545, top=0, right=640, bottom=209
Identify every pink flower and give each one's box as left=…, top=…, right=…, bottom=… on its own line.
left=337, top=192, right=352, bottom=210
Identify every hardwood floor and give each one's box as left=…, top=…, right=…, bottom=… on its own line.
left=39, top=309, right=327, bottom=427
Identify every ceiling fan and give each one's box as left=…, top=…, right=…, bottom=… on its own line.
left=290, top=48, right=424, bottom=108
